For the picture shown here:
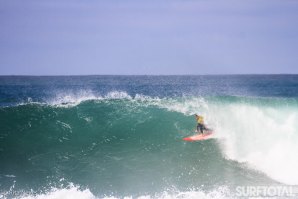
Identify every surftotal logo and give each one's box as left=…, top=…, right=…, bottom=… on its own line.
left=235, top=186, right=296, bottom=197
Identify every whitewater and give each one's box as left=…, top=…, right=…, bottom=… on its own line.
left=0, top=75, right=298, bottom=199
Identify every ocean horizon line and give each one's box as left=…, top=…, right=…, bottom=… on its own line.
left=0, top=73, right=298, bottom=77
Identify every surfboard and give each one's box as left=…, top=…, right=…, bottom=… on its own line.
left=183, top=131, right=213, bottom=141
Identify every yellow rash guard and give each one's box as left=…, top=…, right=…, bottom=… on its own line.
left=197, top=116, right=204, bottom=124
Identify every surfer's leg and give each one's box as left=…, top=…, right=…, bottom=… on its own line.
left=203, top=125, right=209, bottom=131
left=199, top=125, right=204, bottom=134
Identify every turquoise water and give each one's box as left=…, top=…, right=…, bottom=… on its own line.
left=0, top=75, right=298, bottom=198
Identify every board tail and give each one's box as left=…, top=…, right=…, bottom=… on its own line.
left=183, top=137, right=193, bottom=141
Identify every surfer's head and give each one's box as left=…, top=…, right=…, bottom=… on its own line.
left=195, top=114, right=204, bottom=120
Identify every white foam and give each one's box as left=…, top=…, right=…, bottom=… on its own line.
left=104, top=91, right=132, bottom=99
left=157, top=97, right=208, bottom=116
left=19, top=186, right=95, bottom=199
left=44, top=91, right=163, bottom=108
left=204, top=101, right=298, bottom=185
left=46, top=91, right=135, bottom=107
left=12, top=186, right=231, bottom=199
left=48, top=90, right=102, bottom=107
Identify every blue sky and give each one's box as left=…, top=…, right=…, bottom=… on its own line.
left=0, top=0, right=298, bottom=75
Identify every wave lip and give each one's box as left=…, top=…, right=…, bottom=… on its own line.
left=46, top=91, right=139, bottom=107
left=46, top=90, right=102, bottom=107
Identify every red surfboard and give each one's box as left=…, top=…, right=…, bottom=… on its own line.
left=183, top=131, right=213, bottom=141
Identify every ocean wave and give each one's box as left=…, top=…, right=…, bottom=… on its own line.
left=2, top=92, right=298, bottom=186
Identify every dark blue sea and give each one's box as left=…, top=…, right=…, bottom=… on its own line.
left=0, top=75, right=298, bottom=198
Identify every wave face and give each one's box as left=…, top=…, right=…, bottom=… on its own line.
left=1, top=75, right=298, bottom=198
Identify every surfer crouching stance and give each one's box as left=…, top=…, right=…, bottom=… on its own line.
left=195, top=114, right=209, bottom=134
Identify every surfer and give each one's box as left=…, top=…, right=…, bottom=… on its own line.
left=195, top=114, right=209, bottom=134
left=183, top=115, right=213, bottom=141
